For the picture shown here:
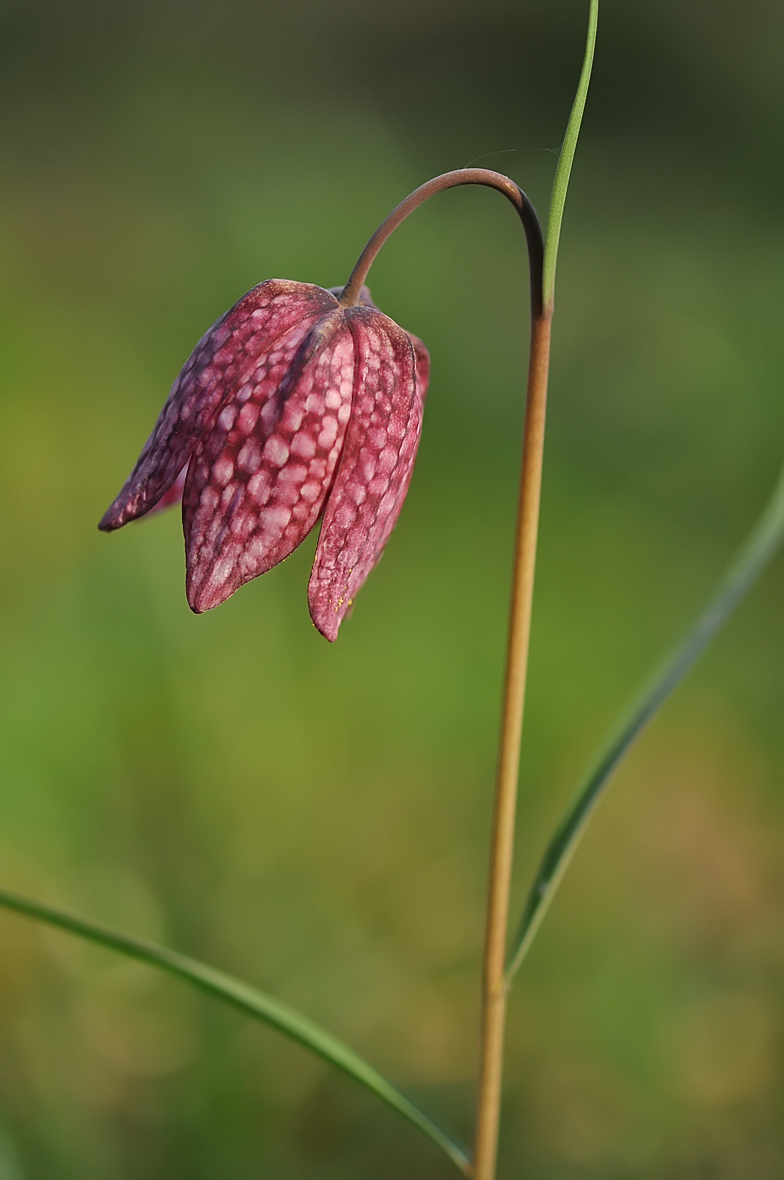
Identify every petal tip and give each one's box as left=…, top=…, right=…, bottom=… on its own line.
left=186, top=557, right=243, bottom=614
left=311, top=615, right=340, bottom=643
left=97, top=494, right=144, bottom=533
left=308, top=588, right=349, bottom=642
left=98, top=503, right=139, bottom=531
left=185, top=583, right=206, bottom=614
left=186, top=580, right=231, bottom=615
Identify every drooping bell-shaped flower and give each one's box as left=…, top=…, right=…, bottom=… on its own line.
left=99, top=279, right=429, bottom=640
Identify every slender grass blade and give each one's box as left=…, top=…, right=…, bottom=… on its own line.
left=0, top=886, right=471, bottom=1174
left=506, top=463, right=784, bottom=981
left=542, top=0, right=599, bottom=308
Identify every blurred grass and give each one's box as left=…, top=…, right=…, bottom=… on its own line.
left=1, top=0, right=784, bottom=1176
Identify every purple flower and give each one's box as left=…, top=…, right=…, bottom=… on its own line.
left=99, top=279, right=429, bottom=641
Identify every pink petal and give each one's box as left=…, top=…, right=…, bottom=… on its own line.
left=184, top=312, right=356, bottom=613
left=145, top=464, right=187, bottom=516
left=408, top=332, right=431, bottom=407
left=99, top=281, right=338, bottom=531
left=308, top=308, right=429, bottom=641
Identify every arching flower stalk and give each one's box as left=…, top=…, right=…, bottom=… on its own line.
left=100, top=166, right=548, bottom=1180
left=100, top=169, right=542, bottom=648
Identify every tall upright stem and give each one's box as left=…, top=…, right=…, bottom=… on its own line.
left=473, top=3, right=597, bottom=1167
left=472, top=308, right=552, bottom=1180
left=338, top=167, right=546, bottom=1180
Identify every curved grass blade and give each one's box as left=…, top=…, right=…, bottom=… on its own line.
left=542, top=0, right=599, bottom=309
left=506, top=461, right=784, bottom=981
left=0, top=886, right=471, bottom=1174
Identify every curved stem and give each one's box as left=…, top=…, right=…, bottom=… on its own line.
left=340, top=136, right=615, bottom=1179
left=339, top=168, right=544, bottom=319
left=339, top=167, right=547, bottom=1180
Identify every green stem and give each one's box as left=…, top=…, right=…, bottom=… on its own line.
left=506, top=461, right=784, bottom=981
left=0, top=886, right=471, bottom=1174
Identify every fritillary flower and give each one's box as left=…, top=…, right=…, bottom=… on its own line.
left=99, top=279, right=429, bottom=641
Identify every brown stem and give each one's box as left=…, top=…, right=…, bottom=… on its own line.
left=472, top=308, right=552, bottom=1180
left=338, top=168, right=543, bottom=318
left=341, top=170, right=547, bottom=1180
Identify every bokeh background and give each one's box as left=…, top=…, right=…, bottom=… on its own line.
left=1, top=0, right=783, bottom=1176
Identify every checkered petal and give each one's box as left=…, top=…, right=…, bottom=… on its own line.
left=308, top=307, right=429, bottom=641
left=145, top=465, right=187, bottom=516
left=99, top=280, right=338, bottom=530
left=184, top=313, right=356, bottom=613
left=100, top=274, right=430, bottom=636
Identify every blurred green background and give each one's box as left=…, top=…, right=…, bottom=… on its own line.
left=1, top=0, right=783, bottom=1176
